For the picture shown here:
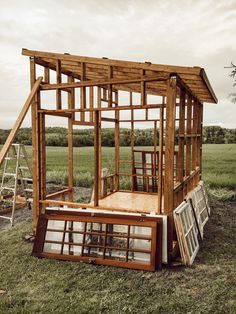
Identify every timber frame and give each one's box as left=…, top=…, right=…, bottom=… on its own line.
left=21, top=49, right=217, bottom=269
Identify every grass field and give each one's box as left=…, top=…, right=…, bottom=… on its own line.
left=0, top=144, right=235, bottom=313
left=33, top=144, right=236, bottom=199
left=1, top=144, right=236, bottom=193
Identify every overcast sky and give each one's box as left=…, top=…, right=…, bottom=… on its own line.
left=0, top=0, right=235, bottom=129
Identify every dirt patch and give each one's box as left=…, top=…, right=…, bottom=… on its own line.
left=0, top=186, right=92, bottom=231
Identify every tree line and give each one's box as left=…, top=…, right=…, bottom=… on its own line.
left=0, top=126, right=235, bottom=147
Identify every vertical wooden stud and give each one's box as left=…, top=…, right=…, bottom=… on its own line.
left=157, top=97, right=164, bottom=213
left=177, top=89, right=185, bottom=183
left=89, top=87, right=94, bottom=122
left=115, top=91, right=119, bottom=190
left=94, top=111, right=100, bottom=206
left=164, top=77, right=177, bottom=261
left=108, top=66, right=113, bottom=107
left=80, top=62, right=86, bottom=121
left=186, top=95, right=192, bottom=177
left=56, top=60, right=62, bottom=110
left=68, top=76, right=74, bottom=201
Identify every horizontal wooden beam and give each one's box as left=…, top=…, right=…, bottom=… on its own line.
left=73, top=120, right=95, bottom=126
left=40, top=75, right=169, bottom=90
left=38, top=104, right=163, bottom=114
left=22, top=48, right=202, bottom=75
left=46, top=188, right=72, bottom=199
left=101, top=117, right=118, bottom=122
left=40, top=199, right=152, bottom=214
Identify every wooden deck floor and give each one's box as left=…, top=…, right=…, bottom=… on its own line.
left=98, top=191, right=159, bottom=214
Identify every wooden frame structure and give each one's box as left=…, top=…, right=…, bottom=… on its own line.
left=19, top=49, right=217, bottom=269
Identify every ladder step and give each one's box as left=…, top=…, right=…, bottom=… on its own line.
left=19, top=166, right=29, bottom=170
left=22, top=178, right=33, bottom=182
left=24, top=188, right=33, bottom=192
left=4, top=173, right=16, bottom=177
left=1, top=187, right=15, bottom=191
left=5, top=157, right=17, bottom=160
left=0, top=216, right=12, bottom=221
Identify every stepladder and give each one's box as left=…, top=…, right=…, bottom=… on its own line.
left=0, top=144, right=33, bottom=226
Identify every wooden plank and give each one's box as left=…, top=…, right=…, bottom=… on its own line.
left=89, top=87, right=94, bottom=122
left=158, top=97, right=165, bottom=213
left=56, top=60, right=62, bottom=109
left=191, top=100, right=198, bottom=171
left=24, top=50, right=217, bottom=103
left=68, top=76, right=74, bottom=202
left=37, top=104, right=164, bottom=115
left=94, top=111, right=100, bottom=206
left=0, top=77, right=43, bottom=167
left=39, top=112, right=46, bottom=213
left=44, top=67, right=50, bottom=84
left=40, top=75, right=169, bottom=90
left=177, top=89, right=186, bottom=183
left=186, top=95, right=192, bottom=176
left=163, top=77, right=177, bottom=261
left=115, top=92, right=119, bottom=190
left=108, top=66, right=113, bottom=107
left=80, top=62, right=86, bottom=121
left=22, top=49, right=203, bottom=76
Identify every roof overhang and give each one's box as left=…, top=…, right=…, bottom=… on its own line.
left=22, top=48, right=217, bottom=104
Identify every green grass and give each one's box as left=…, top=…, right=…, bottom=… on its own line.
left=1, top=144, right=235, bottom=197
left=202, top=144, right=236, bottom=190
left=0, top=144, right=235, bottom=313
left=0, top=199, right=235, bottom=313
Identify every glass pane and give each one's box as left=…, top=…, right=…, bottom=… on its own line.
left=129, top=238, right=151, bottom=251
left=106, top=236, right=127, bottom=248
left=45, top=231, right=63, bottom=242
left=83, top=246, right=104, bottom=258
left=129, top=252, right=150, bottom=263
left=67, top=232, right=84, bottom=244
left=43, top=243, right=62, bottom=254
left=84, top=234, right=104, bottom=246
left=67, top=221, right=86, bottom=232
left=105, top=249, right=126, bottom=261
left=47, top=219, right=65, bottom=230
left=130, top=226, right=152, bottom=237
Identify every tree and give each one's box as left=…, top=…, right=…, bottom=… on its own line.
left=228, top=62, right=236, bottom=103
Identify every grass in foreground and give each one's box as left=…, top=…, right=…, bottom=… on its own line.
left=0, top=198, right=235, bottom=313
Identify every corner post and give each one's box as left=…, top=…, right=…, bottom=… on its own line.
left=30, top=57, right=40, bottom=233
left=164, top=76, right=177, bottom=262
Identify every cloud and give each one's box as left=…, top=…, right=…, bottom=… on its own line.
left=0, top=0, right=235, bottom=128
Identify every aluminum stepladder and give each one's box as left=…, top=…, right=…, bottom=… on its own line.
left=0, top=144, right=33, bottom=226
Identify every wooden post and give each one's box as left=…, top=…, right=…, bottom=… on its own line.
left=39, top=111, right=46, bottom=210
left=56, top=60, right=62, bottom=109
left=164, top=77, right=177, bottom=261
left=199, top=103, right=203, bottom=177
left=89, top=87, right=94, bottom=123
left=115, top=91, right=119, bottom=190
left=44, top=67, right=50, bottom=84
left=177, top=89, right=185, bottom=183
left=80, top=62, right=86, bottom=121
left=130, top=92, right=135, bottom=191
left=94, top=111, right=100, bottom=206
left=157, top=97, right=164, bottom=213
left=192, top=99, right=198, bottom=172
left=30, top=57, right=40, bottom=232
left=108, top=66, right=113, bottom=107
left=68, top=76, right=75, bottom=201
left=186, top=95, right=192, bottom=178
